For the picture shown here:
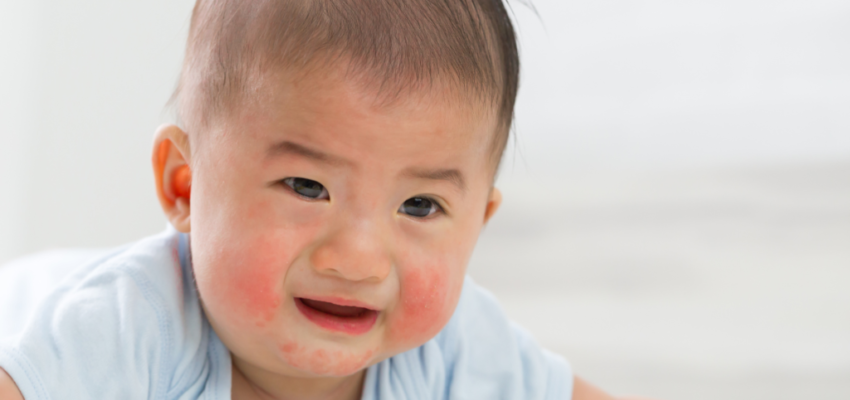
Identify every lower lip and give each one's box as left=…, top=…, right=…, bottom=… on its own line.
left=294, top=298, right=379, bottom=335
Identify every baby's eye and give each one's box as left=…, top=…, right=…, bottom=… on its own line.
left=398, top=197, right=442, bottom=218
left=282, top=177, right=329, bottom=200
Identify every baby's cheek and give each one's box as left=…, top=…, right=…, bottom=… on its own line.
left=217, top=239, right=289, bottom=327
left=233, top=259, right=280, bottom=326
left=386, top=266, right=457, bottom=347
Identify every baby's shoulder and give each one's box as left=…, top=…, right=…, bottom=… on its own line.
left=0, top=248, right=109, bottom=338
left=0, top=229, right=228, bottom=400
left=1, top=229, right=190, bottom=334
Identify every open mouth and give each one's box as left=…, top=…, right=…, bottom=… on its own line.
left=295, top=297, right=379, bottom=335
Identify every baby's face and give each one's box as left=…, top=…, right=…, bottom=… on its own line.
left=187, top=69, right=501, bottom=378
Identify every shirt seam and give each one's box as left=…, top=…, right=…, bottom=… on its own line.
left=117, top=262, right=174, bottom=400
left=0, top=347, right=52, bottom=400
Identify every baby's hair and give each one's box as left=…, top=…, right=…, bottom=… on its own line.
left=174, top=0, right=519, bottom=161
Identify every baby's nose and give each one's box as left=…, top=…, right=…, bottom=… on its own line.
left=309, top=223, right=392, bottom=282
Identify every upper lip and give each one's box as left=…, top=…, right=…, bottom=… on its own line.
left=296, top=295, right=379, bottom=311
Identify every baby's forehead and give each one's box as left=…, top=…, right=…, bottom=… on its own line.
left=177, top=0, right=517, bottom=164
left=247, top=66, right=497, bottom=151
left=191, top=66, right=500, bottom=186
left=280, top=62, right=496, bottom=118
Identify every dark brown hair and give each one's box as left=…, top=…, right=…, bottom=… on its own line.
left=175, top=0, right=519, bottom=160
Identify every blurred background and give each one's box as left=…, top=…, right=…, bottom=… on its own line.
left=1, top=0, right=848, bottom=399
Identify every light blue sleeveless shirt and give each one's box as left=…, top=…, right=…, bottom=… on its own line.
left=0, top=229, right=572, bottom=399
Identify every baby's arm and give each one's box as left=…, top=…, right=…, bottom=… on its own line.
left=0, top=367, right=24, bottom=400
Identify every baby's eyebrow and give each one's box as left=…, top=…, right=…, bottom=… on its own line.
left=401, top=167, right=467, bottom=193
left=266, top=141, right=349, bottom=166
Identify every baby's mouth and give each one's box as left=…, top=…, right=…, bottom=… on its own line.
left=295, top=297, right=379, bottom=335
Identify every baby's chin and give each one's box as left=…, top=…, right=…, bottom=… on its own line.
left=277, top=339, right=379, bottom=377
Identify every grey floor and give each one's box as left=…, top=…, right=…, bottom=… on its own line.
left=468, top=162, right=850, bottom=400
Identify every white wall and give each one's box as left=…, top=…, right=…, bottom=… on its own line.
left=0, top=0, right=195, bottom=262
left=0, top=2, right=39, bottom=263
left=507, top=0, right=850, bottom=173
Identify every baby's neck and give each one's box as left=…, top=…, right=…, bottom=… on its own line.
left=231, top=358, right=364, bottom=400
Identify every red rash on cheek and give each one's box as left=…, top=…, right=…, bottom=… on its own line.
left=227, top=244, right=283, bottom=327
left=387, top=266, right=453, bottom=345
left=236, top=265, right=280, bottom=326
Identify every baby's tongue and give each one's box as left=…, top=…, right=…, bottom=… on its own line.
left=300, top=298, right=368, bottom=318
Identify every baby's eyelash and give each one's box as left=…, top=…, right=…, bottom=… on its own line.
left=281, top=177, right=330, bottom=200
left=399, top=196, right=444, bottom=218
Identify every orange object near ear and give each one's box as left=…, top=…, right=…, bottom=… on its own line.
left=172, top=165, right=192, bottom=199
left=155, top=140, right=171, bottom=204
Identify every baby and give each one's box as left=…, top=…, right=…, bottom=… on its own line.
left=0, top=1, right=644, bottom=399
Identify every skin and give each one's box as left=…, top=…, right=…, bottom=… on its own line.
left=0, top=368, right=24, bottom=400
left=0, top=66, right=652, bottom=400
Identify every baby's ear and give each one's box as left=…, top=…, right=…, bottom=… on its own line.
left=152, top=124, right=192, bottom=232
left=483, top=187, right=502, bottom=224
